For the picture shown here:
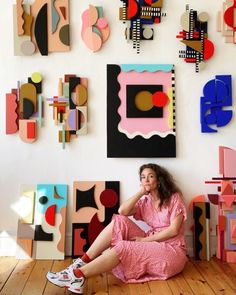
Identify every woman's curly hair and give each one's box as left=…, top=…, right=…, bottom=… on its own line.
left=139, top=163, right=182, bottom=208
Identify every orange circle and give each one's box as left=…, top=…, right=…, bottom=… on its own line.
left=135, top=91, right=153, bottom=111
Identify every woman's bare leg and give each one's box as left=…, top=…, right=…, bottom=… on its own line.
left=79, top=248, right=119, bottom=277
left=85, top=220, right=114, bottom=260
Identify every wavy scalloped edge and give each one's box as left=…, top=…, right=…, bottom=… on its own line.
left=6, top=93, right=18, bottom=134
left=16, top=0, right=24, bottom=36
left=120, top=64, right=174, bottom=73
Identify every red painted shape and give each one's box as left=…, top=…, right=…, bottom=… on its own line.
left=127, top=0, right=138, bottom=19
left=100, top=189, right=118, bottom=208
left=45, top=204, right=56, bottom=226
left=59, top=6, right=66, bottom=20
left=154, top=17, right=160, bottom=24
left=74, top=228, right=86, bottom=256
left=27, top=121, right=36, bottom=139
left=203, top=39, right=214, bottom=60
left=6, top=93, right=18, bottom=134
left=88, top=213, right=104, bottom=245
left=232, top=225, right=236, bottom=238
left=224, top=1, right=236, bottom=29
left=152, top=91, right=169, bottom=107
left=144, top=0, right=152, bottom=5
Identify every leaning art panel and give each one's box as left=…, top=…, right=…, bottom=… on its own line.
left=16, top=184, right=68, bottom=259
left=107, top=64, right=176, bottom=157
left=13, top=0, right=70, bottom=56
left=72, top=181, right=119, bottom=258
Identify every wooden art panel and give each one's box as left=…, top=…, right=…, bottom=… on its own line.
left=72, top=181, right=120, bottom=258
left=16, top=184, right=68, bottom=260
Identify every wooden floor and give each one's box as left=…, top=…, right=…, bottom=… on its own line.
left=0, top=257, right=236, bottom=295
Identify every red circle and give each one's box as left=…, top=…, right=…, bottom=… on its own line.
left=100, top=189, right=118, bottom=208
left=203, top=39, right=214, bottom=60
left=152, top=91, right=169, bottom=107
left=224, top=5, right=236, bottom=29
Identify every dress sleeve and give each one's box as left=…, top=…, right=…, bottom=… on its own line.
left=169, top=193, right=187, bottom=222
left=133, top=196, right=147, bottom=221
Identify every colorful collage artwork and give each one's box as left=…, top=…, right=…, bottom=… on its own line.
left=14, top=0, right=70, bottom=56
left=107, top=64, right=176, bottom=157
left=72, top=181, right=120, bottom=258
left=16, top=184, right=68, bottom=259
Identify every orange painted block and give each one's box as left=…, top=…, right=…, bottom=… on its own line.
left=219, top=215, right=226, bottom=231
left=221, top=180, right=234, bottom=195
left=6, top=93, right=18, bottom=134
left=27, top=121, right=36, bottom=139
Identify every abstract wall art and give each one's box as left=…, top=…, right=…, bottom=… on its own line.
left=81, top=5, right=110, bottom=52
left=72, top=181, right=119, bottom=258
left=16, top=184, right=68, bottom=259
left=47, top=74, right=88, bottom=149
left=193, top=202, right=211, bottom=260
left=205, top=146, right=236, bottom=263
left=6, top=72, right=43, bottom=143
left=217, top=0, right=236, bottom=44
left=119, top=0, right=166, bottom=53
left=13, top=0, right=70, bottom=56
left=177, top=4, right=214, bottom=72
left=107, top=64, right=176, bottom=157
left=200, top=75, right=233, bottom=133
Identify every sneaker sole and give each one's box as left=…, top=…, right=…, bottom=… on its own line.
left=46, top=273, right=70, bottom=288
left=67, top=286, right=83, bottom=294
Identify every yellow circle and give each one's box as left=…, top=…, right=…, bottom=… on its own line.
left=135, top=91, right=153, bottom=111
left=31, top=72, right=42, bottom=83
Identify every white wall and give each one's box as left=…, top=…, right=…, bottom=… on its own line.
left=0, top=0, right=233, bottom=256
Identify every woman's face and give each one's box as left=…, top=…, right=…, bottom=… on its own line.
left=140, top=168, right=159, bottom=192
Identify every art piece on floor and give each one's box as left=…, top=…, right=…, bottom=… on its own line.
left=217, top=0, right=236, bottom=44
left=6, top=72, right=43, bottom=143
left=16, top=184, right=68, bottom=259
left=119, top=0, right=166, bottom=53
left=72, top=181, right=120, bottom=258
left=193, top=202, right=211, bottom=260
left=200, top=75, right=233, bottom=133
left=107, top=64, right=176, bottom=157
left=204, top=146, right=236, bottom=263
left=47, top=74, right=88, bottom=149
left=177, top=4, right=214, bottom=72
left=81, top=5, right=110, bottom=52
left=13, top=0, right=70, bottom=56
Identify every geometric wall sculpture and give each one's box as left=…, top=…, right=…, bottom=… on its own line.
left=16, top=184, right=68, bottom=259
left=193, top=202, right=211, bottom=260
left=200, top=75, right=233, bottom=133
left=6, top=72, right=43, bottom=143
left=13, top=0, right=70, bottom=56
left=72, top=181, right=119, bottom=258
left=217, top=0, right=236, bottom=44
left=177, top=4, right=214, bottom=72
left=205, top=146, right=236, bottom=263
left=119, top=0, right=166, bottom=53
left=107, top=64, right=176, bottom=157
left=81, top=5, right=110, bottom=52
left=47, top=74, right=88, bottom=149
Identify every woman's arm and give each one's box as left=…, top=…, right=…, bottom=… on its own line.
left=118, top=187, right=147, bottom=216
left=133, top=213, right=183, bottom=242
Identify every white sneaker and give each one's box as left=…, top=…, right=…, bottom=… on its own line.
left=67, top=272, right=86, bottom=294
left=46, top=258, right=86, bottom=288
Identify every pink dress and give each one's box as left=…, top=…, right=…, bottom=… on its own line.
left=111, top=192, right=188, bottom=283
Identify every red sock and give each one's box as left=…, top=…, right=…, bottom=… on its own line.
left=81, top=253, right=91, bottom=263
left=74, top=268, right=85, bottom=278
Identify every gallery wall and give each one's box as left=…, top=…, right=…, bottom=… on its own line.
left=0, top=0, right=235, bottom=255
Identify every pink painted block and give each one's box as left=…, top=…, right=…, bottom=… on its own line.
left=225, top=251, right=236, bottom=263
left=6, top=93, right=18, bottom=134
left=224, top=148, right=236, bottom=177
